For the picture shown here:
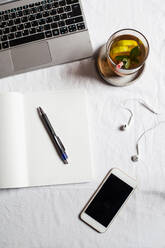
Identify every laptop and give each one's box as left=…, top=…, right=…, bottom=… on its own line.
left=0, top=0, right=93, bottom=78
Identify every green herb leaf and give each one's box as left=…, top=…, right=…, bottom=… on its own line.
left=122, top=58, right=131, bottom=69
left=130, top=46, right=141, bottom=60
left=115, top=56, right=131, bottom=69
left=115, top=55, right=129, bottom=62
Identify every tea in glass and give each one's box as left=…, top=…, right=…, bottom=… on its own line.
left=106, top=29, right=149, bottom=76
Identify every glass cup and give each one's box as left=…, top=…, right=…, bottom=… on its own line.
left=106, top=29, right=149, bottom=76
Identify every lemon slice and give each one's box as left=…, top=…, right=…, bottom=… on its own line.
left=110, top=46, right=134, bottom=59
left=110, top=40, right=139, bottom=60
left=111, top=46, right=133, bottom=54
left=115, top=40, right=138, bottom=47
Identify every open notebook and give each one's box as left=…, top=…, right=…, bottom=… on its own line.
left=0, top=90, right=93, bottom=188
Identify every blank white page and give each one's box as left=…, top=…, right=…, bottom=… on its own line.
left=24, top=90, right=93, bottom=186
left=0, top=93, right=28, bottom=188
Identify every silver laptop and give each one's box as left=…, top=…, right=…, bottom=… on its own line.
left=0, top=0, right=93, bottom=78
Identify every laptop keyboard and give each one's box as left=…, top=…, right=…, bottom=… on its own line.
left=0, top=0, right=86, bottom=51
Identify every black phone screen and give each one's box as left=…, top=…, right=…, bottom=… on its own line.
left=85, top=173, right=133, bottom=227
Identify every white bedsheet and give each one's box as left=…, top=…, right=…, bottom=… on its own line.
left=0, top=0, right=165, bottom=247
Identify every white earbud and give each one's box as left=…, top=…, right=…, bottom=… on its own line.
left=120, top=108, right=133, bottom=131
left=120, top=124, right=128, bottom=131
left=120, top=99, right=159, bottom=132
left=131, top=121, right=165, bottom=162
left=131, top=155, right=139, bottom=162
left=131, top=144, right=139, bottom=162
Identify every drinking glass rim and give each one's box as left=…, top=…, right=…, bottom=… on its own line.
left=106, top=28, right=150, bottom=71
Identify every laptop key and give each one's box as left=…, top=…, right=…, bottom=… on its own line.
left=41, top=0, right=47, bottom=4
left=66, top=0, right=78, bottom=4
left=43, top=11, right=49, bottom=17
left=72, top=3, right=81, bottom=13
left=23, top=5, right=28, bottom=9
left=44, top=24, right=51, bottom=30
left=77, top=22, right=85, bottom=30
left=4, top=14, right=9, bottom=21
left=75, top=16, right=83, bottom=23
left=1, top=35, right=7, bottom=41
left=60, top=13, right=67, bottom=19
left=17, top=24, right=24, bottom=30
left=58, top=20, right=65, bottom=27
left=15, top=31, right=22, bottom=38
left=46, top=17, right=53, bottom=23
left=29, top=3, right=35, bottom=8
left=50, top=9, right=57, bottom=15
left=35, top=2, right=41, bottom=6
left=52, top=28, right=59, bottom=36
left=59, top=0, right=66, bottom=7
left=53, top=15, right=60, bottom=21
left=23, top=9, right=30, bottom=15
left=31, top=8, right=37, bottom=14
left=22, top=29, right=29, bottom=36
left=65, top=16, right=83, bottom=25
left=3, top=27, right=10, bottom=34
left=45, top=4, right=52, bottom=10
left=16, top=11, right=23, bottom=17
left=45, top=30, right=52, bottom=38
left=10, top=26, right=17, bottom=32
left=17, top=7, right=22, bottom=11
left=0, top=22, right=7, bottom=28
left=57, top=8, right=64, bottom=14
left=51, top=22, right=58, bottom=29
left=60, top=26, right=68, bottom=34
left=14, top=18, right=21, bottom=24
left=65, top=18, right=74, bottom=25
left=29, top=28, right=36, bottom=34
left=64, top=6, right=71, bottom=12
left=68, top=24, right=77, bottom=32
left=31, top=20, right=38, bottom=27
left=9, top=12, right=16, bottom=19
left=8, top=33, right=15, bottom=39
left=11, top=8, right=17, bottom=13
left=36, top=13, right=42, bottom=19
left=52, top=2, right=59, bottom=8
left=29, top=15, right=35, bottom=21
left=38, top=6, right=44, bottom=12
left=2, top=41, right=9, bottom=49
left=36, top=25, right=44, bottom=32
left=10, top=32, right=45, bottom=47
left=24, top=22, right=31, bottom=28
left=67, top=3, right=81, bottom=18
left=22, top=16, right=28, bottom=22
left=38, top=18, right=46, bottom=25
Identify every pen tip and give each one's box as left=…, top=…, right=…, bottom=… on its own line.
left=37, top=106, right=44, bottom=116
left=64, top=160, right=68, bottom=164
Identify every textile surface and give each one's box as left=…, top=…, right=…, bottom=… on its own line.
left=0, top=0, right=165, bottom=247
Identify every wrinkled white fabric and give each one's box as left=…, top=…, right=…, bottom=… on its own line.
left=0, top=0, right=165, bottom=247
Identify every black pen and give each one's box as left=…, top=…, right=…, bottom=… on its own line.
left=37, top=106, right=68, bottom=164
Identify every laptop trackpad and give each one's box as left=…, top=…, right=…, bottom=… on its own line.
left=11, top=41, right=52, bottom=71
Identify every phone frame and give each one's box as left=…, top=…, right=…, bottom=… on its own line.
left=80, top=168, right=136, bottom=233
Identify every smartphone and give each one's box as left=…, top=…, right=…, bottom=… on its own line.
left=80, top=168, right=136, bottom=233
